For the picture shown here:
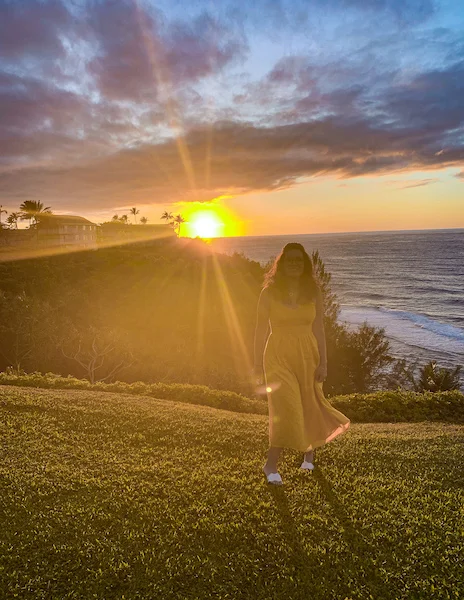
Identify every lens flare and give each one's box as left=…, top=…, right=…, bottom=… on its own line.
left=254, top=381, right=282, bottom=395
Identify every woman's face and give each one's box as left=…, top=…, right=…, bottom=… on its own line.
left=282, top=248, right=305, bottom=278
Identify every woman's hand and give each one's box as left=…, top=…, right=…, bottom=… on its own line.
left=314, top=363, right=327, bottom=382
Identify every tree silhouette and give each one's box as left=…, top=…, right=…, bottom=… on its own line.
left=59, top=326, right=135, bottom=384
left=173, top=213, right=186, bottom=238
left=6, top=212, right=21, bottom=229
left=161, top=211, right=173, bottom=223
left=19, top=200, right=52, bottom=228
left=130, top=207, right=140, bottom=224
left=140, top=216, right=148, bottom=224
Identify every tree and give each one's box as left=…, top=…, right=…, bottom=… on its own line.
left=0, top=291, right=46, bottom=372
left=173, top=213, right=186, bottom=238
left=58, top=326, right=136, bottom=384
left=140, top=216, right=148, bottom=224
left=6, top=212, right=21, bottom=229
left=341, top=322, right=394, bottom=393
left=161, top=211, right=173, bottom=223
left=19, top=200, right=52, bottom=228
left=119, top=214, right=129, bottom=224
left=381, top=357, right=419, bottom=390
left=130, top=207, right=140, bottom=224
left=161, top=211, right=180, bottom=235
left=416, top=361, right=462, bottom=392
left=112, top=214, right=120, bottom=222
left=311, top=249, right=341, bottom=326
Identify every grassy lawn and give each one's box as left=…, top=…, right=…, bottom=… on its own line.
left=0, top=385, right=463, bottom=600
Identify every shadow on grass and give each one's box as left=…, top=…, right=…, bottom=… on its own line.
left=263, top=467, right=394, bottom=599
left=314, top=468, right=392, bottom=593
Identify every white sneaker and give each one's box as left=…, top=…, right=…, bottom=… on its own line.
left=264, top=472, right=283, bottom=485
left=300, top=460, right=315, bottom=470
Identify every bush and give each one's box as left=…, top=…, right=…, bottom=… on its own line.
left=0, top=371, right=266, bottom=415
left=1, top=372, right=464, bottom=423
left=331, top=389, right=464, bottom=424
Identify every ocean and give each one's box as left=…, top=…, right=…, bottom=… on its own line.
left=211, top=229, right=464, bottom=380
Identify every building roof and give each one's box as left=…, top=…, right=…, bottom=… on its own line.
left=38, top=215, right=96, bottom=226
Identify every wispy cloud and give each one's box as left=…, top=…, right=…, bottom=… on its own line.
left=399, top=179, right=440, bottom=189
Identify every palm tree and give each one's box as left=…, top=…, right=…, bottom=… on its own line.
left=119, top=214, right=129, bottom=224
left=129, top=207, right=140, bottom=224
left=111, top=214, right=120, bottom=222
left=19, top=200, right=52, bottom=228
left=161, top=211, right=173, bottom=223
left=173, top=213, right=186, bottom=238
left=416, top=361, right=462, bottom=392
left=6, top=212, right=21, bottom=229
left=140, top=216, right=148, bottom=224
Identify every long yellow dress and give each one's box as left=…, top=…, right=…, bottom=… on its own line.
left=264, top=295, right=350, bottom=452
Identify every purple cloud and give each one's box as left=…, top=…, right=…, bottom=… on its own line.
left=0, top=0, right=462, bottom=213
left=86, top=2, right=246, bottom=101
left=0, top=0, right=72, bottom=60
left=0, top=116, right=461, bottom=210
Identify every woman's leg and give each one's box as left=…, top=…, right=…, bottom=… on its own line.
left=263, top=446, right=283, bottom=475
left=304, top=449, right=315, bottom=463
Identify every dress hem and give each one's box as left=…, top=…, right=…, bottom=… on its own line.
left=270, top=420, right=351, bottom=452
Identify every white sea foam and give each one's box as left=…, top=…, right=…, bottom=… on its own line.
left=339, top=305, right=464, bottom=357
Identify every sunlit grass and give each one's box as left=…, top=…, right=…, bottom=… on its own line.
left=0, top=385, right=463, bottom=599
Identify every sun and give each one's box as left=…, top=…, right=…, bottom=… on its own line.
left=173, top=198, right=245, bottom=238
left=190, top=211, right=223, bottom=238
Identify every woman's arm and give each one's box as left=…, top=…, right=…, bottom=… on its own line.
left=253, top=287, right=271, bottom=370
left=312, top=286, right=327, bottom=368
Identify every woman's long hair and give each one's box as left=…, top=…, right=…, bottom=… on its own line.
left=263, top=242, right=318, bottom=303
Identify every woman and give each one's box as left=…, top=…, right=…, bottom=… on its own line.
left=253, top=242, right=350, bottom=485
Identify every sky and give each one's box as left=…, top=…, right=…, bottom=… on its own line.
left=0, top=0, right=463, bottom=235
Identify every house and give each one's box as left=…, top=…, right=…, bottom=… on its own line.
left=1, top=214, right=176, bottom=253
left=37, top=215, right=98, bottom=248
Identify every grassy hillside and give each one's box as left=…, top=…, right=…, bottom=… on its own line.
left=0, top=385, right=463, bottom=600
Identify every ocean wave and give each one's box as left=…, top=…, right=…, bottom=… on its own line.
left=378, top=307, right=464, bottom=342
left=404, top=285, right=463, bottom=295
left=339, top=304, right=464, bottom=357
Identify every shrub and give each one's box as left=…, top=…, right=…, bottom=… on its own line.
left=1, top=372, right=463, bottom=423
left=331, top=389, right=464, bottom=424
left=0, top=371, right=266, bottom=415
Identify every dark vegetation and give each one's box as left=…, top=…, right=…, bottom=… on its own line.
left=0, top=237, right=461, bottom=396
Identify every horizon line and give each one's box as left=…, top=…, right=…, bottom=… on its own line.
left=211, top=227, right=464, bottom=240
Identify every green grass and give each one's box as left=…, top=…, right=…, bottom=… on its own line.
left=0, top=385, right=463, bottom=600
